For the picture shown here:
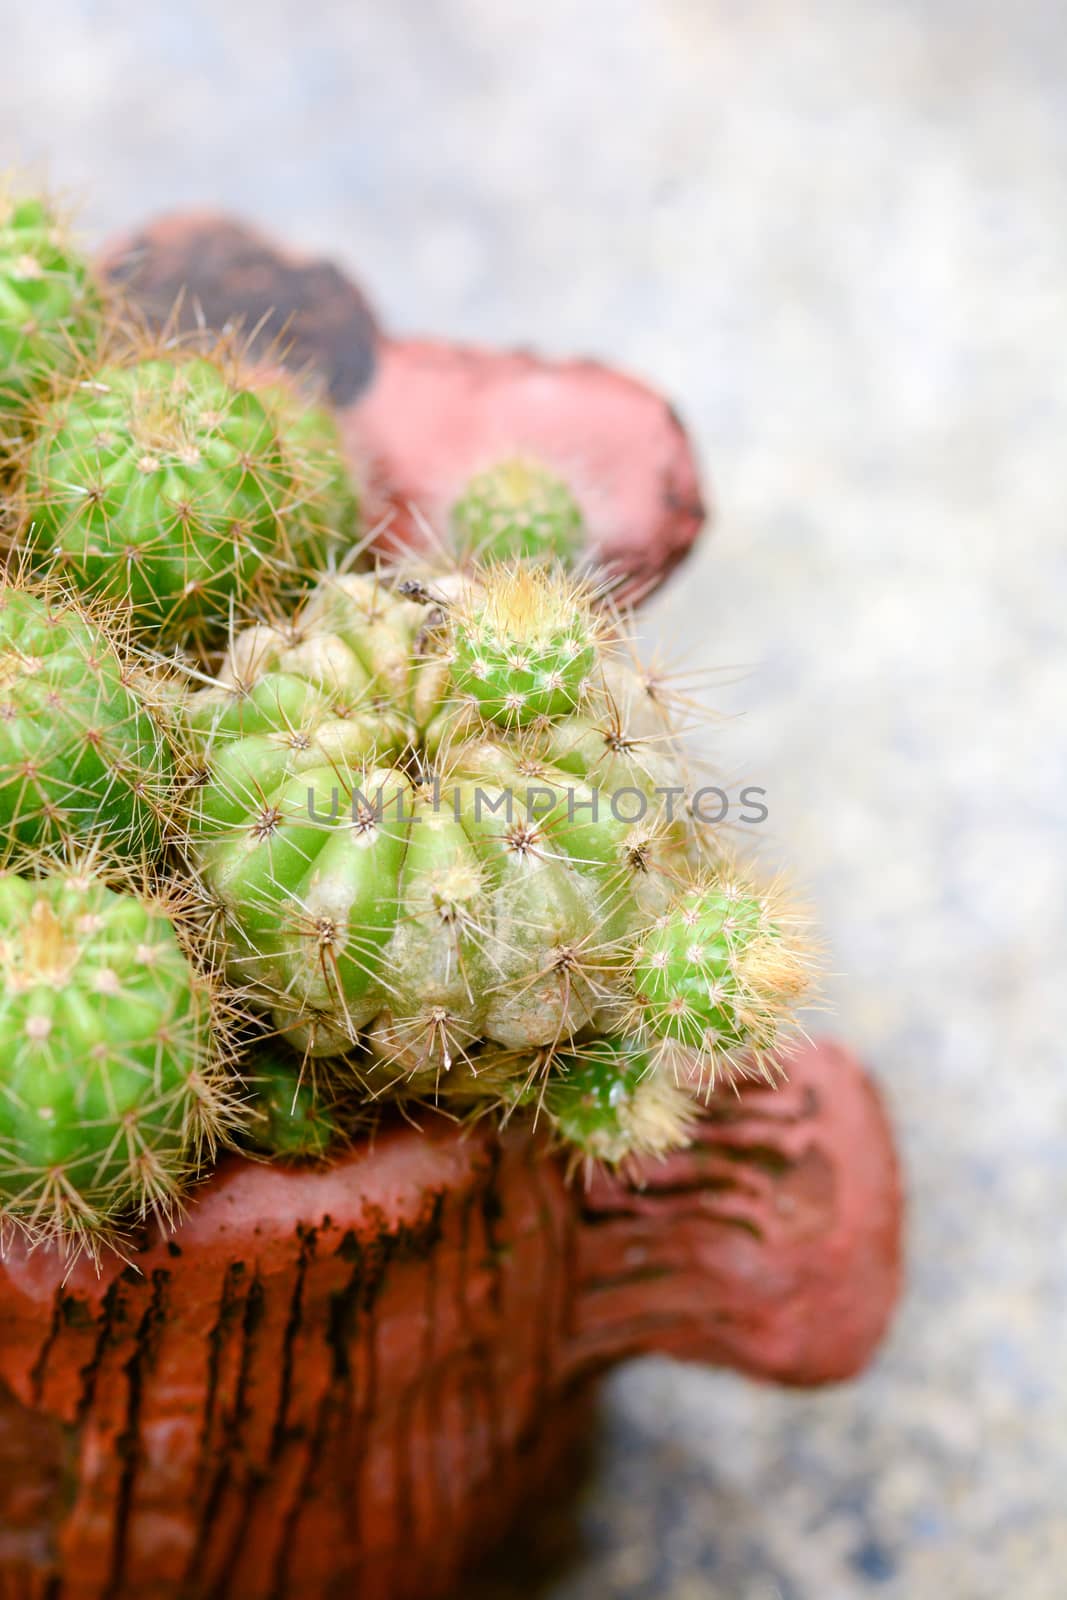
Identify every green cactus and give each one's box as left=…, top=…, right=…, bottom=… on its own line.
left=0, top=189, right=102, bottom=453
left=244, top=1043, right=341, bottom=1162
left=540, top=1036, right=697, bottom=1167
left=179, top=566, right=695, bottom=1069
left=0, top=576, right=172, bottom=866
left=450, top=457, right=585, bottom=565
left=0, top=866, right=238, bottom=1255
left=629, top=866, right=812, bottom=1081
left=17, top=351, right=294, bottom=645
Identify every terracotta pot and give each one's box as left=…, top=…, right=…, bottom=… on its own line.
left=0, top=217, right=904, bottom=1599
left=0, top=1039, right=900, bottom=1600
left=99, top=213, right=706, bottom=601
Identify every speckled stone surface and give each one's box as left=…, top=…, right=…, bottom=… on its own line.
left=3, top=2, right=1065, bottom=1595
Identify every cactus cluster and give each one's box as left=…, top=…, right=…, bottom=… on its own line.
left=0, top=178, right=819, bottom=1261
left=178, top=558, right=813, bottom=1120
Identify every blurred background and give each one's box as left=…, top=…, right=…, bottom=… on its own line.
left=5, top=1, right=1064, bottom=1594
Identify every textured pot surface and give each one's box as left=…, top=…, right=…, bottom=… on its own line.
left=0, top=1039, right=901, bottom=1600
left=99, top=213, right=706, bottom=599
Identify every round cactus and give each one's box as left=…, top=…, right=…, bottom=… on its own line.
left=0, top=576, right=172, bottom=865
left=0, top=866, right=238, bottom=1255
left=244, top=1044, right=341, bottom=1162
left=0, top=190, right=102, bottom=451
left=630, top=866, right=812, bottom=1081
left=17, top=351, right=294, bottom=645
left=179, top=566, right=694, bottom=1068
left=450, top=457, right=585, bottom=565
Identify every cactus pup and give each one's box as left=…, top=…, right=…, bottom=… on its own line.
left=450, top=457, right=585, bottom=565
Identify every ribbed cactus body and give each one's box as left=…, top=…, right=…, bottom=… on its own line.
left=0, top=193, right=101, bottom=445
left=0, top=580, right=171, bottom=864
left=19, top=354, right=292, bottom=643
left=0, top=868, right=233, bottom=1252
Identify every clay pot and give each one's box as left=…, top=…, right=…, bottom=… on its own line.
left=0, top=1040, right=900, bottom=1600
left=0, top=217, right=903, bottom=1599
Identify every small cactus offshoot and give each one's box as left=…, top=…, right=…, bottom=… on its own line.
left=630, top=865, right=813, bottom=1085
left=448, top=562, right=599, bottom=726
left=243, top=1043, right=342, bottom=1163
left=450, top=457, right=585, bottom=565
left=541, top=1036, right=697, bottom=1170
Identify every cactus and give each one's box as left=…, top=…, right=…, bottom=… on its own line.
left=16, top=349, right=295, bottom=645
left=450, top=457, right=585, bottom=565
left=0, top=865, right=239, bottom=1255
left=537, top=1036, right=697, bottom=1168
left=0, top=574, right=172, bottom=866
left=0, top=180, right=821, bottom=1190
left=0, top=188, right=102, bottom=454
left=446, top=563, right=599, bottom=728
left=629, top=865, right=813, bottom=1084
left=243, top=1043, right=342, bottom=1162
